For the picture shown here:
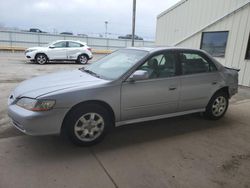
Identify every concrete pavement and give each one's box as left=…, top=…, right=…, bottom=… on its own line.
left=0, top=52, right=250, bottom=188
left=1, top=98, right=250, bottom=188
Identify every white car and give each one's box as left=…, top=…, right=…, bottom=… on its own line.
left=25, top=40, right=93, bottom=64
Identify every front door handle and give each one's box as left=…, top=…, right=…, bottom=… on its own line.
left=169, top=87, right=177, bottom=91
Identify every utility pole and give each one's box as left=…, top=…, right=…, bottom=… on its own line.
left=105, top=21, right=108, bottom=38
left=131, top=0, right=136, bottom=46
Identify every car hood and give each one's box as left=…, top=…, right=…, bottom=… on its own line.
left=26, top=47, right=47, bottom=51
left=12, top=69, right=109, bottom=99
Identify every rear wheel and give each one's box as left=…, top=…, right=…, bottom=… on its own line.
left=62, top=103, right=112, bottom=146
left=204, top=91, right=229, bottom=120
left=35, top=54, right=48, bottom=64
left=77, top=54, right=88, bottom=64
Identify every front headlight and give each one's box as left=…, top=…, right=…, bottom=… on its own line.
left=25, top=49, right=36, bottom=53
left=16, top=98, right=56, bottom=111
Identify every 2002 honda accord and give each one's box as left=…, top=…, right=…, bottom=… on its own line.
left=8, top=47, right=239, bottom=145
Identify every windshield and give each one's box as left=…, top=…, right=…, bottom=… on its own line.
left=84, top=49, right=148, bottom=80
left=45, top=42, right=53, bottom=47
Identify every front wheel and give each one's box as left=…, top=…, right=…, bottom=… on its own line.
left=204, top=92, right=229, bottom=120
left=35, top=54, right=48, bottom=64
left=62, top=104, right=112, bottom=146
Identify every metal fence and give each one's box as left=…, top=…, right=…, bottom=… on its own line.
left=0, top=30, right=155, bottom=50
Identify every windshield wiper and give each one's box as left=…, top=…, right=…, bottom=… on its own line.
left=82, top=69, right=101, bottom=78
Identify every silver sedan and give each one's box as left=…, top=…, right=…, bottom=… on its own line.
left=8, top=47, right=239, bottom=146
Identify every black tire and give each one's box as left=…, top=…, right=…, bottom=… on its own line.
left=204, top=91, right=229, bottom=120
left=35, top=53, right=48, bottom=65
left=77, top=54, right=88, bottom=64
left=62, top=103, right=112, bottom=146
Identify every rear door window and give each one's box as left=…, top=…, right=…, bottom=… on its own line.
left=178, top=52, right=217, bottom=75
left=68, top=42, right=83, bottom=48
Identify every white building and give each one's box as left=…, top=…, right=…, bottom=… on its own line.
left=156, top=0, right=250, bottom=86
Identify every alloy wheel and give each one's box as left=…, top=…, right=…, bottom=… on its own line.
left=212, top=96, right=227, bottom=117
left=79, top=55, right=88, bottom=64
left=36, top=55, right=47, bottom=64
left=74, top=112, right=105, bottom=142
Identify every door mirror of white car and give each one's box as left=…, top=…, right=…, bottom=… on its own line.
left=128, top=70, right=149, bottom=82
left=49, top=45, right=55, bottom=49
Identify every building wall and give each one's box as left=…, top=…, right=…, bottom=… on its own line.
left=156, top=0, right=249, bottom=46
left=156, top=0, right=250, bottom=86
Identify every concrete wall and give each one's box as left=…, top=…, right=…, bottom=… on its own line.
left=0, top=30, right=155, bottom=51
left=156, top=0, right=250, bottom=86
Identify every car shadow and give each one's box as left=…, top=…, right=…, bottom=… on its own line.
left=94, top=113, right=230, bottom=151
left=26, top=61, right=89, bottom=65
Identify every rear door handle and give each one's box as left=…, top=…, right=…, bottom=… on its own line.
left=212, top=81, right=217, bottom=85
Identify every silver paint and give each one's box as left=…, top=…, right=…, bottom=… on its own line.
left=8, top=47, right=239, bottom=136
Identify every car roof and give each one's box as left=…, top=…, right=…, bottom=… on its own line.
left=52, top=40, right=87, bottom=45
left=126, top=46, right=223, bottom=70
left=127, top=46, right=205, bottom=53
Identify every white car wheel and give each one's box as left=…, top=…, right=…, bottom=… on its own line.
left=35, top=54, right=48, bottom=65
left=78, top=55, right=88, bottom=64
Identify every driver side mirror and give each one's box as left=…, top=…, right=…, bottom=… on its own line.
left=49, top=45, right=55, bottom=49
left=128, top=70, right=149, bottom=82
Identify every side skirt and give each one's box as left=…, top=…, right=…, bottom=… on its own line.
left=49, top=59, right=77, bottom=61
left=115, top=109, right=205, bottom=127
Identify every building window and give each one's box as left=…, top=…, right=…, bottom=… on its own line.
left=200, top=31, right=229, bottom=57
left=245, top=34, right=250, bottom=60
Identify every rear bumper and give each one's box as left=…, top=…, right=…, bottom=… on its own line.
left=229, top=85, right=238, bottom=98
left=88, top=53, right=93, bottom=60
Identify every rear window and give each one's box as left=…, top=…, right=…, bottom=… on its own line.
left=68, top=42, right=83, bottom=47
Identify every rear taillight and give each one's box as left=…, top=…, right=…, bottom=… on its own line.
left=87, top=48, right=92, bottom=52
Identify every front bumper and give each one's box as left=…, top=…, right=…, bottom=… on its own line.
left=8, top=104, right=69, bottom=136
left=25, top=51, right=36, bottom=60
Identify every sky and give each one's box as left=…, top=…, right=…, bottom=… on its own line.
left=0, top=0, right=180, bottom=40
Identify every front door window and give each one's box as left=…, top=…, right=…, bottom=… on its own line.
left=137, top=52, right=177, bottom=79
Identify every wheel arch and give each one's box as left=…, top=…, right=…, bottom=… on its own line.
left=213, top=86, right=229, bottom=98
left=35, top=52, right=49, bottom=60
left=61, top=100, right=115, bottom=134
left=207, top=86, right=229, bottom=108
left=78, top=53, right=90, bottom=60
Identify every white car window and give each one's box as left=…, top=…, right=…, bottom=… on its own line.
left=68, top=42, right=82, bottom=48
left=53, top=42, right=67, bottom=48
